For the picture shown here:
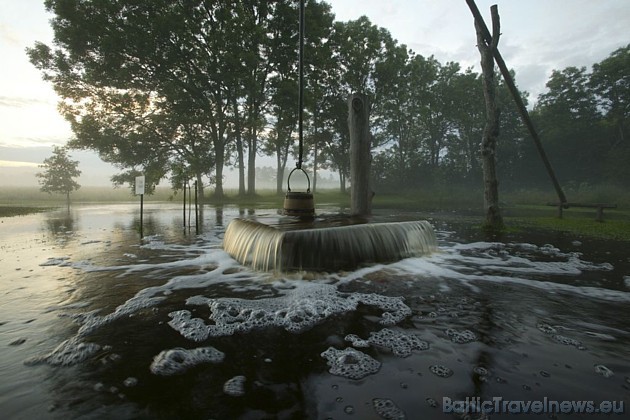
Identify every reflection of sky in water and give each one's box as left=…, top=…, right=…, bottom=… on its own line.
left=1, top=204, right=629, bottom=419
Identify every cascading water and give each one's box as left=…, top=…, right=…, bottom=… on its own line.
left=223, top=218, right=438, bottom=271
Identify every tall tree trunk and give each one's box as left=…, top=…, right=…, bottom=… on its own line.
left=247, top=101, right=258, bottom=196
left=475, top=5, right=503, bottom=230
left=237, top=136, right=245, bottom=196
left=312, top=110, right=319, bottom=193
left=232, top=95, right=245, bottom=196
left=276, top=130, right=291, bottom=195
left=339, top=172, right=346, bottom=193
left=313, top=141, right=318, bottom=194
left=276, top=149, right=283, bottom=195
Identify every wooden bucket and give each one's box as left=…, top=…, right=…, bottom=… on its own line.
left=284, top=168, right=314, bottom=217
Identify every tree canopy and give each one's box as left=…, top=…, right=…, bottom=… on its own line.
left=37, top=145, right=81, bottom=207
left=28, top=1, right=629, bottom=196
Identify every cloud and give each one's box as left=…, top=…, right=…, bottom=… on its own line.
left=0, top=95, right=53, bottom=108
left=0, top=25, right=21, bottom=47
left=0, top=136, right=67, bottom=148
left=0, top=159, right=39, bottom=168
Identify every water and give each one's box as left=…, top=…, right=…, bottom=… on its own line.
left=1, top=203, right=629, bottom=419
left=223, top=217, right=437, bottom=271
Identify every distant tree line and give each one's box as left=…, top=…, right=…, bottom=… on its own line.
left=28, top=0, right=629, bottom=199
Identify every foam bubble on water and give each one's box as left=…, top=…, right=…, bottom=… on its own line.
left=223, top=375, right=246, bottom=397
left=552, top=334, right=583, bottom=348
left=167, top=310, right=210, bottom=342
left=345, top=334, right=370, bottom=348
left=429, top=364, right=453, bottom=378
left=537, top=322, right=557, bottom=334
left=372, top=398, right=406, bottom=419
left=123, top=377, right=138, bottom=387
left=473, top=366, right=489, bottom=376
left=393, top=246, right=630, bottom=303
left=368, top=328, right=429, bottom=357
left=24, top=337, right=101, bottom=366
left=594, top=364, right=614, bottom=378
left=445, top=328, right=477, bottom=344
left=171, top=283, right=411, bottom=339
left=321, top=347, right=381, bottom=380
left=40, top=257, right=71, bottom=267
left=149, top=346, right=224, bottom=376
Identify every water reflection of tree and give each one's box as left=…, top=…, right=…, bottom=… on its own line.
left=43, top=210, right=78, bottom=244
left=470, top=297, right=495, bottom=415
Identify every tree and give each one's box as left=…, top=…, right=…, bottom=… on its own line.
left=533, top=66, right=604, bottom=184
left=590, top=45, right=630, bottom=186
left=37, top=146, right=81, bottom=209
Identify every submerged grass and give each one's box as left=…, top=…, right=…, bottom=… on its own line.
left=0, top=206, right=52, bottom=218
left=1, top=185, right=628, bottom=240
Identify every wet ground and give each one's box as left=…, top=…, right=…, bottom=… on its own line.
left=1, top=203, right=629, bottom=419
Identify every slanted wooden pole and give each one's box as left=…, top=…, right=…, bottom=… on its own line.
left=348, top=93, right=372, bottom=216
left=476, top=5, right=503, bottom=229
left=466, top=0, right=567, bottom=206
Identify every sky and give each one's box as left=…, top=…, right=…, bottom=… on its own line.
left=0, top=0, right=628, bottom=187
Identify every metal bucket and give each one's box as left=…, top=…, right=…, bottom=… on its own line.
left=284, top=168, right=314, bottom=217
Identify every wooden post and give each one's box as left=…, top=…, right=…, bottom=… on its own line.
left=348, top=93, right=372, bottom=216
left=475, top=5, right=503, bottom=230
left=194, top=180, right=199, bottom=235
left=139, top=193, right=144, bottom=238
left=183, top=180, right=186, bottom=229
left=466, top=0, right=567, bottom=206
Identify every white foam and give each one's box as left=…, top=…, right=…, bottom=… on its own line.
left=383, top=243, right=630, bottom=303
left=223, top=375, right=246, bottom=396
left=429, top=364, right=453, bottom=378
left=367, top=328, right=429, bottom=357
left=149, top=346, right=224, bottom=376
left=445, top=328, right=477, bottom=344
left=168, top=283, right=412, bottom=339
left=595, top=364, right=614, bottom=378
left=372, top=398, right=406, bottom=419
left=40, top=257, right=71, bottom=267
left=321, top=347, right=381, bottom=380
left=24, top=337, right=101, bottom=366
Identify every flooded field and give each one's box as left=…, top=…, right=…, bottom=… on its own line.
left=1, top=203, right=629, bottom=419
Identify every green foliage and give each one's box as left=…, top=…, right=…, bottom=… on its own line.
left=36, top=146, right=81, bottom=205
left=28, top=2, right=630, bottom=199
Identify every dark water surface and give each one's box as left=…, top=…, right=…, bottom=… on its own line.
left=1, top=204, right=629, bottom=419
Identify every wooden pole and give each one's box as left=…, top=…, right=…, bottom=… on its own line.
left=139, top=193, right=144, bottom=238
left=476, top=5, right=504, bottom=229
left=348, top=93, right=372, bottom=216
left=466, top=0, right=567, bottom=205
left=194, top=181, right=199, bottom=235
left=183, top=180, right=186, bottom=229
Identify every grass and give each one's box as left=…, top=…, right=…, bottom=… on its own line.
left=1, top=185, right=629, bottom=240
left=0, top=206, right=52, bottom=218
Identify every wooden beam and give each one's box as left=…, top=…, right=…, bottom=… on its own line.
left=466, top=0, right=567, bottom=205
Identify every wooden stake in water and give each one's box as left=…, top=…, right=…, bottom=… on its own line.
left=135, top=175, right=145, bottom=239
